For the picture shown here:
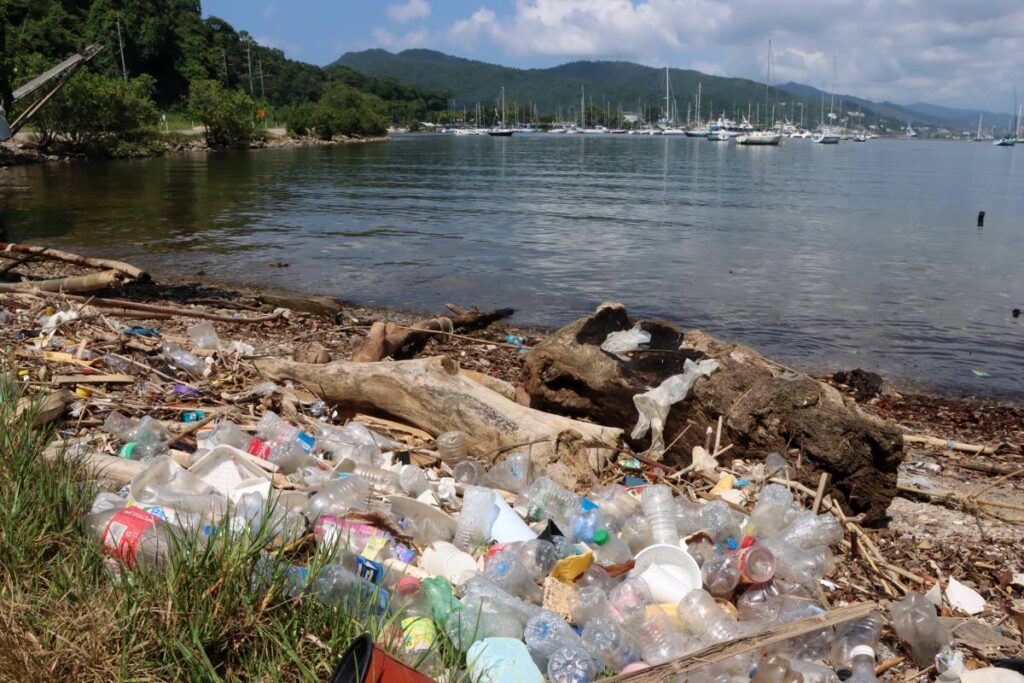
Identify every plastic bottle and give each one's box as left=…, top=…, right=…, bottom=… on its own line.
left=701, top=499, right=745, bottom=543
left=316, top=421, right=382, bottom=464
left=403, top=515, right=452, bottom=545
left=256, top=411, right=316, bottom=472
left=392, top=577, right=442, bottom=674
left=312, top=562, right=388, bottom=614
left=608, top=577, right=653, bottom=622
left=628, top=609, right=690, bottom=665
left=104, top=412, right=169, bottom=461
left=446, top=599, right=525, bottom=651
left=162, top=340, right=206, bottom=376
left=485, top=451, right=533, bottom=492
left=735, top=544, right=776, bottom=583
left=547, top=645, right=599, bottom=683
left=591, top=531, right=632, bottom=565
left=304, top=476, right=370, bottom=522
left=350, top=463, right=402, bottom=494
left=677, top=499, right=705, bottom=536
left=206, top=420, right=272, bottom=459
left=186, top=321, right=221, bottom=350
left=507, top=539, right=558, bottom=579
left=641, top=484, right=680, bottom=546
left=775, top=511, right=844, bottom=549
left=484, top=550, right=543, bottom=603
left=764, top=453, right=790, bottom=478
left=519, top=477, right=580, bottom=525
left=453, top=459, right=486, bottom=485
left=398, top=465, right=431, bottom=497
left=890, top=592, right=951, bottom=666
left=589, top=484, right=641, bottom=526
left=453, top=486, right=499, bottom=552
left=459, top=574, right=543, bottom=623
left=524, top=610, right=581, bottom=668
left=759, top=536, right=828, bottom=585
left=580, top=616, right=637, bottom=670
left=846, top=647, right=879, bottom=683
left=576, top=565, right=616, bottom=593
left=435, top=431, right=468, bottom=462
left=829, top=612, right=883, bottom=677
left=676, top=589, right=742, bottom=644
left=621, top=515, right=654, bottom=553
left=702, top=553, right=741, bottom=596
left=569, top=499, right=605, bottom=543
left=570, top=586, right=612, bottom=627
left=747, top=483, right=796, bottom=537
left=87, top=505, right=172, bottom=568
left=752, top=654, right=805, bottom=683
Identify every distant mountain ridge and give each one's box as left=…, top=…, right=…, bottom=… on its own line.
left=335, top=49, right=1007, bottom=130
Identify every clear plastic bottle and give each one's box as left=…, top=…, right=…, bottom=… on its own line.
left=507, top=539, right=558, bottom=579
left=304, top=476, right=370, bottom=522
left=846, top=647, right=878, bottom=683
left=453, top=459, right=486, bottom=485
left=589, top=484, right=641, bottom=526
left=641, top=484, right=679, bottom=546
left=398, top=465, right=430, bottom=497
left=104, top=412, right=169, bottom=461
left=829, top=612, right=883, bottom=676
left=485, top=451, right=533, bottom=492
left=764, top=453, right=790, bottom=478
left=87, top=506, right=172, bottom=568
left=591, top=531, right=632, bottom=565
left=676, top=589, right=742, bottom=644
left=576, top=565, right=616, bottom=593
left=752, top=654, right=805, bottom=683
left=701, top=499, right=744, bottom=543
left=676, top=499, right=705, bottom=536
left=547, top=645, right=599, bottom=683
left=760, top=536, right=828, bottom=585
left=621, top=515, right=654, bottom=553
left=608, top=577, right=653, bottom=622
left=186, top=321, right=220, bottom=350
left=459, top=574, right=543, bottom=623
left=775, top=511, right=844, bottom=549
left=735, top=545, right=776, bottom=583
left=452, top=486, right=499, bottom=552
left=484, top=549, right=543, bottom=603
left=256, top=411, right=316, bottom=472
left=519, top=477, right=581, bottom=524
left=206, top=420, right=272, bottom=459
left=312, top=562, right=388, bottom=614
left=350, top=464, right=402, bottom=494
left=628, top=609, right=690, bottom=665
left=569, top=499, right=604, bottom=543
left=162, top=340, right=206, bottom=376
left=524, top=610, right=581, bottom=668
left=581, top=616, right=637, bottom=671
left=570, top=586, right=612, bottom=627
left=435, top=431, right=468, bottom=462
left=890, top=592, right=950, bottom=666
left=702, top=553, right=741, bottom=596
left=747, top=483, right=796, bottom=537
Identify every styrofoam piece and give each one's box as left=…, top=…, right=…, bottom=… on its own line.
left=945, top=577, right=986, bottom=615
left=629, top=543, right=702, bottom=584
left=386, top=494, right=457, bottom=536
left=129, top=454, right=211, bottom=504
left=489, top=493, right=537, bottom=543
left=189, top=444, right=272, bottom=502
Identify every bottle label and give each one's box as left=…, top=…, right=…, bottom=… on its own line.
left=361, top=535, right=387, bottom=561
left=246, top=436, right=271, bottom=460
left=296, top=432, right=315, bottom=453
left=401, top=616, right=436, bottom=651
left=101, top=507, right=158, bottom=568
left=356, top=556, right=383, bottom=584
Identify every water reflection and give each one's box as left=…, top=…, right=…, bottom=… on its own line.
left=1, top=136, right=1021, bottom=395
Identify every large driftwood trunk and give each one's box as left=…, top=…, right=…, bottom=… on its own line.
left=523, top=303, right=903, bottom=525
left=255, top=355, right=623, bottom=491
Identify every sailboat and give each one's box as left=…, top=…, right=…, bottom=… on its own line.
left=813, top=57, right=841, bottom=144
left=905, top=121, right=917, bottom=138
left=738, top=40, right=782, bottom=146
left=993, top=90, right=1017, bottom=146
left=488, top=87, right=514, bottom=136
left=661, top=67, right=686, bottom=135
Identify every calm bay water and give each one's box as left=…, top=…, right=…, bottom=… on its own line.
left=1, top=135, right=1021, bottom=394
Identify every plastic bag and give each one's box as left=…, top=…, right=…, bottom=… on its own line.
left=600, top=325, right=651, bottom=361
left=631, top=358, right=720, bottom=456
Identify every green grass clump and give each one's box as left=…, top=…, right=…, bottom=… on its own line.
left=0, top=376, right=463, bottom=681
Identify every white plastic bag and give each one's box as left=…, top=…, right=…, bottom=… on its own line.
left=631, top=358, right=720, bottom=456
left=600, top=325, right=652, bottom=361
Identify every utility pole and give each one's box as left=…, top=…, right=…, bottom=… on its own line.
left=115, top=15, right=128, bottom=82
left=246, top=40, right=254, bottom=96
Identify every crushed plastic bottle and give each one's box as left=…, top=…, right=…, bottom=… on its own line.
left=519, top=477, right=580, bottom=525
left=398, top=465, right=431, bottom=497
left=304, top=476, right=370, bottom=522
left=186, top=321, right=220, bottom=350
left=484, top=549, right=543, bottom=602
left=453, top=486, right=499, bottom=552
left=890, top=592, right=951, bottom=666
left=524, top=610, right=582, bottom=669
left=453, top=459, right=486, bottom=486
left=676, top=589, right=742, bottom=644
left=435, top=431, right=468, bottom=462
left=162, top=340, right=206, bottom=376
left=747, top=483, right=797, bottom=537
left=485, top=451, right=533, bottom=492
left=702, top=553, right=741, bottom=596
left=702, top=498, right=745, bottom=543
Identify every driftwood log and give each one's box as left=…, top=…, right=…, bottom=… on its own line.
left=0, top=242, right=150, bottom=281
left=523, top=303, right=903, bottom=525
left=0, top=269, right=129, bottom=294
left=255, top=355, right=623, bottom=491
left=351, top=306, right=514, bottom=362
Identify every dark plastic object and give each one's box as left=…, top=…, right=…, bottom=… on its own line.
left=328, top=633, right=437, bottom=683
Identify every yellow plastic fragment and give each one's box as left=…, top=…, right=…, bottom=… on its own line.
left=710, top=473, right=736, bottom=497
left=550, top=551, right=594, bottom=584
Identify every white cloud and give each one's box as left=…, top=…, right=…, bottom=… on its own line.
left=388, top=0, right=431, bottom=23
left=372, top=26, right=431, bottom=51
left=438, top=0, right=1024, bottom=109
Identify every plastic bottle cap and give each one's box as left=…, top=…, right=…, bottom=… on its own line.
left=725, top=537, right=739, bottom=550
left=581, top=498, right=598, bottom=511
left=593, top=530, right=609, bottom=545
left=850, top=645, right=876, bottom=659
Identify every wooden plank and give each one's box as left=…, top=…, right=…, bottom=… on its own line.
left=598, top=602, right=879, bottom=682
left=53, top=373, right=135, bottom=385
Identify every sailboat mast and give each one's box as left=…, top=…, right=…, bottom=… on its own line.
left=580, top=85, right=585, bottom=129
left=665, top=67, right=670, bottom=125
left=829, top=56, right=836, bottom=121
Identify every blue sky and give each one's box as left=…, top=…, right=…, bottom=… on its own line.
left=203, top=1, right=1024, bottom=111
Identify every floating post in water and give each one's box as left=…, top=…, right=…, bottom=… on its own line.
left=977, top=210, right=985, bottom=227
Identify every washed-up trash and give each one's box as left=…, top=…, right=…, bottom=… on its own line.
left=945, top=578, right=987, bottom=615
left=122, top=325, right=161, bottom=336
left=600, top=324, right=651, bottom=361
left=186, top=321, right=220, bottom=350
left=631, top=358, right=720, bottom=457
